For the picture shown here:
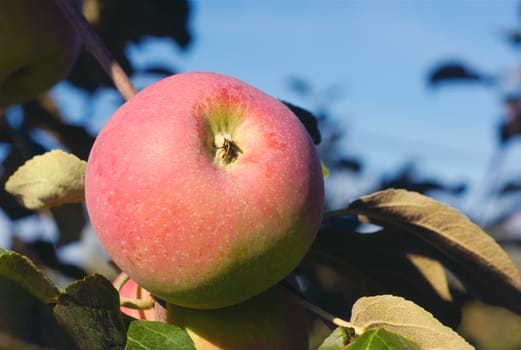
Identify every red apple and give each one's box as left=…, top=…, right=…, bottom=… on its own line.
left=0, top=0, right=82, bottom=110
left=115, top=274, right=309, bottom=350
left=86, top=72, right=324, bottom=309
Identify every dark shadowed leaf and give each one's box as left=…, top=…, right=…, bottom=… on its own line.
left=126, top=320, right=195, bottom=350
left=68, top=0, right=191, bottom=91
left=281, top=100, right=321, bottom=144
left=379, top=163, right=466, bottom=195
left=12, top=239, right=86, bottom=280
left=54, top=274, right=129, bottom=350
left=346, top=329, right=421, bottom=350
left=0, top=333, right=53, bottom=350
left=505, top=29, right=521, bottom=47
left=306, top=227, right=460, bottom=327
left=0, top=277, right=77, bottom=350
left=317, top=327, right=355, bottom=350
left=0, top=248, right=60, bottom=302
left=497, top=181, right=521, bottom=195
left=335, top=157, right=362, bottom=173
left=428, top=61, right=493, bottom=87
left=330, top=189, right=521, bottom=315
left=23, top=100, right=94, bottom=160
left=350, top=295, right=473, bottom=349
left=51, top=203, right=87, bottom=247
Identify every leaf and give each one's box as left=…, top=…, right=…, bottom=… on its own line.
left=346, top=329, right=421, bottom=350
left=5, top=149, right=86, bottom=210
left=68, top=0, right=192, bottom=91
left=54, top=274, right=129, bottom=350
left=0, top=333, right=52, bottom=350
left=306, top=228, right=459, bottom=327
left=318, top=327, right=355, bottom=350
left=332, top=189, right=521, bottom=315
left=281, top=100, right=321, bottom=144
left=0, top=142, right=43, bottom=220
left=0, top=248, right=61, bottom=302
left=350, top=295, right=474, bottom=350
left=427, top=61, right=493, bottom=87
left=126, top=320, right=195, bottom=350
left=406, top=253, right=452, bottom=302
left=51, top=203, right=87, bottom=247
left=0, top=277, right=77, bottom=350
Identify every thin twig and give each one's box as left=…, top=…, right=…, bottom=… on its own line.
left=53, top=0, right=138, bottom=100
left=279, top=283, right=362, bottom=334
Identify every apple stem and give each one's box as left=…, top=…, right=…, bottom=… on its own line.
left=113, top=273, right=130, bottom=292
left=281, top=285, right=362, bottom=334
left=52, top=0, right=138, bottom=100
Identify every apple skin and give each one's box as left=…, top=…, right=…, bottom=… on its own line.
left=115, top=275, right=309, bottom=350
left=85, top=72, right=324, bottom=309
left=0, top=0, right=82, bottom=110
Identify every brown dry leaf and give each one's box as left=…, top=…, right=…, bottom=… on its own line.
left=5, top=150, right=86, bottom=210
left=351, top=295, right=474, bottom=350
left=332, top=189, right=521, bottom=314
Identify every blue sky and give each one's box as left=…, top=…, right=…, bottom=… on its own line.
left=4, top=1, right=521, bottom=249
left=126, top=1, right=521, bottom=212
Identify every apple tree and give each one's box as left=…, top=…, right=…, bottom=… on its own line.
left=1, top=1, right=521, bottom=349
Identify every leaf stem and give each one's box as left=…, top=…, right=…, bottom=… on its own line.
left=53, top=0, right=138, bottom=100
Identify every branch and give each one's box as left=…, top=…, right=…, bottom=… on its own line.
left=53, top=0, right=138, bottom=100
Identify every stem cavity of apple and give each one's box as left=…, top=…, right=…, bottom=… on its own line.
left=214, top=133, right=242, bottom=165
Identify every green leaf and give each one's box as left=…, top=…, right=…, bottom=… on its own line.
left=318, top=327, right=355, bottom=350
left=5, top=150, right=86, bottom=210
left=346, top=329, right=421, bottom=350
left=331, top=189, right=521, bottom=314
left=0, top=248, right=60, bottom=302
left=54, top=274, right=129, bottom=350
left=350, top=295, right=474, bottom=350
left=126, top=320, right=195, bottom=350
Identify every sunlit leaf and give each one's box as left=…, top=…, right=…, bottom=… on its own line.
left=406, top=253, right=452, bottom=302
left=0, top=248, right=60, bottom=302
left=54, top=274, right=129, bottom=350
left=346, top=328, right=421, bottom=350
left=350, top=295, right=474, bottom=350
left=5, top=149, right=86, bottom=210
left=126, top=320, right=195, bottom=350
left=331, top=189, right=521, bottom=314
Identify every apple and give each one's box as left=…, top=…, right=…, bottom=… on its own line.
left=115, top=274, right=309, bottom=350
left=0, top=0, right=82, bottom=110
left=85, top=72, right=324, bottom=309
